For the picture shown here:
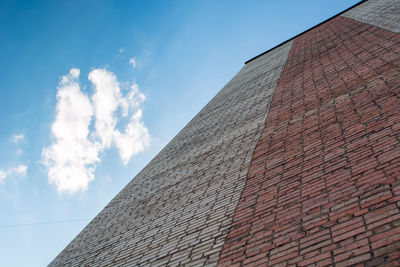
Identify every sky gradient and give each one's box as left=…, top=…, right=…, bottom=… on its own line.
left=0, top=1, right=359, bottom=266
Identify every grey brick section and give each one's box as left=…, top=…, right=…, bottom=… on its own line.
left=49, top=41, right=293, bottom=267
left=343, top=0, right=400, bottom=33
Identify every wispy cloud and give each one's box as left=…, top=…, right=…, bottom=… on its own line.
left=42, top=68, right=150, bottom=194
left=129, top=57, right=137, bottom=68
left=12, top=134, right=24, bottom=143
left=117, top=48, right=125, bottom=57
left=0, top=165, right=27, bottom=183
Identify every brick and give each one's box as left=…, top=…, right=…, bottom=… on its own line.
left=298, top=252, right=331, bottom=266
left=335, top=253, right=371, bottom=267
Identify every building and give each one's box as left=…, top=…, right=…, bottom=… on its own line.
left=50, top=0, right=400, bottom=266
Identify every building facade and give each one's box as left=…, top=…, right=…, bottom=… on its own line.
left=51, top=0, right=400, bottom=266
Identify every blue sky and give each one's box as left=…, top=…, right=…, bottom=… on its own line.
left=0, top=1, right=359, bottom=266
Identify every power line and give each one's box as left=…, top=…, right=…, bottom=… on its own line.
left=0, top=218, right=89, bottom=228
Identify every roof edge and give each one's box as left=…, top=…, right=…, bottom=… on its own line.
left=245, top=0, right=368, bottom=64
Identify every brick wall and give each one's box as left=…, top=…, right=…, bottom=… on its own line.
left=219, top=14, right=400, bottom=267
left=51, top=0, right=400, bottom=266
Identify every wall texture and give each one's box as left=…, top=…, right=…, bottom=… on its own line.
left=343, top=0, right=400, bottom=33
left=219, top=13, right=400, bottom=267
left=51, top=0, right=400, bottom=266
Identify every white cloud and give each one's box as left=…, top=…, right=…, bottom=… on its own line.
left=129, top=58, right=137, bottom=68
left=42, top=68, right=150, bottom=194
left=120, top=83, right=146, bottom=116
left=114, top=109, right=150, bottom=164
left=70, top=68, right=80, bottom=78
left=42, top=69, right=99, bottom=194
left=89, top=69, right=150, bottom=164
left=89, top=69, right=120, bottom=149
left=0, top=165, right=27, bottom=183
left=12, top=134, right=24, bottom=143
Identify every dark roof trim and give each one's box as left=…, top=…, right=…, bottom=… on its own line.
left=245, top=0, right=368, bottom=64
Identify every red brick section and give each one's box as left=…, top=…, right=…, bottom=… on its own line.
left=218, top=16, right=400, bottom=267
